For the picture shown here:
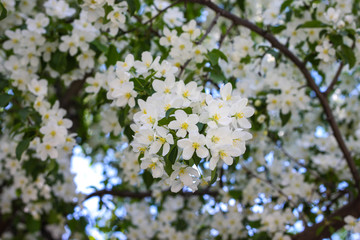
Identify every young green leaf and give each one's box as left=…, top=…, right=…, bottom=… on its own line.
left=0, top=2, right=7, bottom=21
left=0, top=93, right=12, bottom=107
left=16, top=138, right=31, bottom=160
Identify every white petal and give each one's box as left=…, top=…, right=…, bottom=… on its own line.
left=196, top=147, right=209, bottom=158
left=180, top=172, right=193, bottom=186
left=175, top=110, right=187, bottom=121
left=149, top=141, right=162, bottom=154
left=223, top=156, right=233, bottom=165
left=162, top=143, right=170, bottom=156
left=188, top=114, right=199, bottom=124
left=171, top=180, right=183, bottom=192
left=239, top=118, right=251, bottom=129
left=168, top=120, right=180, bottom=129
left=209, top=157, right=218, bottom=170
left=182, top=147, right=195, bottom=160
left=152, top=166, right=163, bottom=178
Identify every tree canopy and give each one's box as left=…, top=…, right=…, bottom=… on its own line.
left=0, top=0, right=360, bottom=239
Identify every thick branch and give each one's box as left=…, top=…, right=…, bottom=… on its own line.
left=85, top=188, right=218, bottom=200
left=59, top=78, right=87, bottom=110
left=185, top=0, right=360, bottom=191
left=292, top=196, right=360, bottom=240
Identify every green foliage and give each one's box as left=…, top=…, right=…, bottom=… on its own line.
left=210, top=168, right=218, bottom=185
left=206, top=49, right=228, bottom=66
left=280, top=0, right=293, bottom=12
left=126, top=0, right=141, bottom=15
left=106, top=45, right=121, bottom=67
left=142, top=170, right=154, bottom=189
left=280, top=111, right=292, bottom=126
left=339, top=44, right=356, bottom=69
left=0, top=2, right=7, bottom=21
left=297, top=20, right=329, bottom=29
left=16, top=138, right=30, bottom=160
left=0, top=93, right=12, bottom=107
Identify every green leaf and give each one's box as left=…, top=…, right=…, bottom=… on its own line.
left=197, top=122, right=205, bottom=133
left=280, top=110, right=291, bottom=126
left=106, top=45, right=120, bottom=67
left=280, top=0, right=293, bottom=12
left=16, top=138, right=30, bottom=160
left=137, top=152, right=144, bottom=166
left=340, top=44, right=356, bottom=69
left=210, top=65, right=226, bottom=83
left=118, top=105, right=129, bottom=127
left=48, top=210, right=59, bottom=224
left=27, top=217, right=40, bottom=233
left=248, top=220, right=261, bottom=228
left=164, top=155, right=173, bottom=175
left=183, top=107, right=192, bottom=114
left=0, top=2, right=7, bottom=21
left=158, top=116, right=175, bottom=126
left=124, top=125, right=134, bottom=142
left=329, top=33, right=343, bottom=47
left=49, top=51, right=67, bottom=73
left=191, top=154, right=201, bottom=165
left=236, top=0, right=245, bottom=11
left=270, top=25, right=286, bottom=34
left=229, top=189, right=242, bottom=200
left=90, top=39, right=108, bottom=53
left=126, top=0, right=140, bottom=14
left=132, top=77, right=145, bottom=92
left=168, top=145, right=178, bottom=164
left=0, top=93, right=12, bottom=107
left=18, top=107, right=31, bottom=121
left=297, top=20, right=329, bottom=29
left=207, top=49, right=228, bottom=66
left=102, top=4, right=113, bottom=24
left=316, top=225, right=325, bottom=236
left=253, top=232, right=271, bottom=240
left=166, top=108, right=176, bottom=118
left=142, top=170, right=153, bottom=189
left=210, top=168, right=217, bottom=185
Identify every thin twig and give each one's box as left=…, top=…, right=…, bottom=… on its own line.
left=324, top=40, right=355, bottom=96
left=196, top=12, right=220, bottom=44
left=241, top=164, right=309, bottom=228
left=323, top=62, right=344, bottom=97
left=143, top=0, right=183, bottom=25
left=178, top=12, right=220, bottom=78
left=218, top=22, right=235, bottom=48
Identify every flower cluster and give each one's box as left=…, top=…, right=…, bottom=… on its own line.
left=93, top=52, right=254, bottom=192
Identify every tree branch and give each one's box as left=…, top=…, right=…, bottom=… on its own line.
left=218, top=22, right=235, bottom=48
left=85, top=188, right=219, bottom=201
left=178, top=12, right=220, bottom=78
left=144, top=0, right=182, bottom=25
left=323, top=62, right=344, bottom=97
left=184, top=0, right=360, bottom=192
left=195, top=12, right=220, bottom=44
left=241, top=164, right=309, bottom=228
left=292, top=196, right=360, bottom=240
left=324, top=41, right=355, bottom=96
